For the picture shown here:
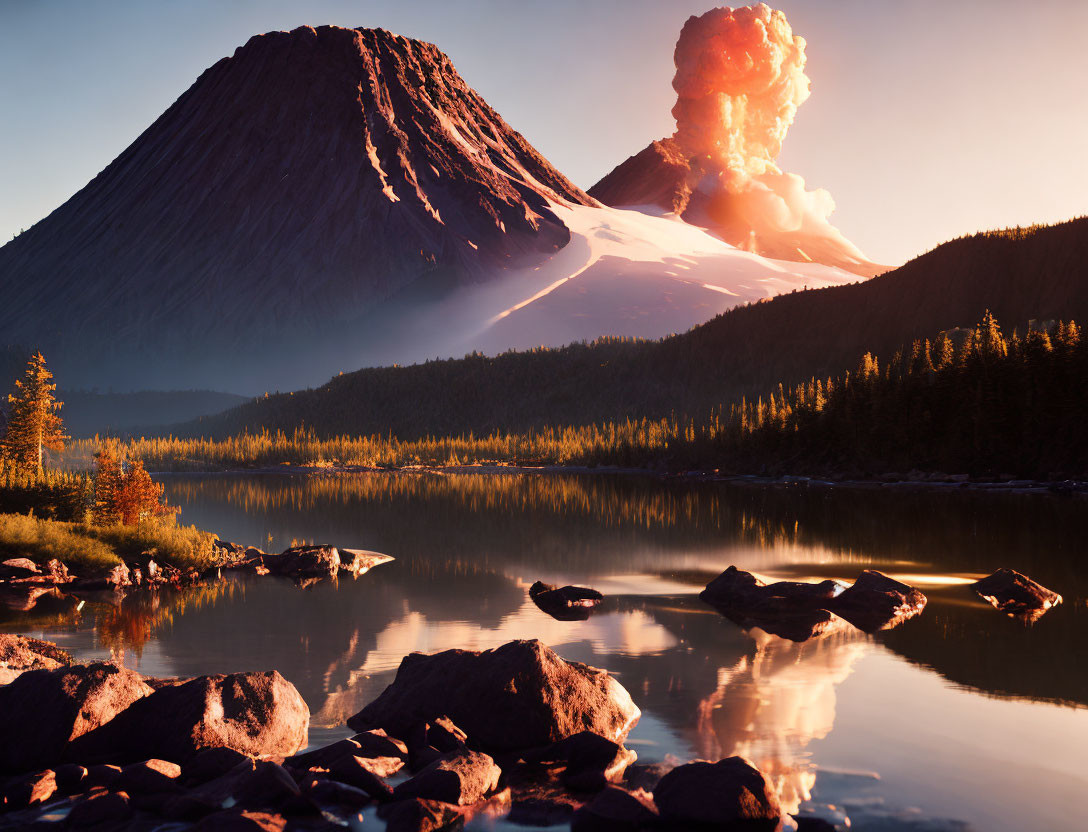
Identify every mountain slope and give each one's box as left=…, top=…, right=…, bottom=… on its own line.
left=172, top=216, right=1088, bottom=440
left=0, top=25, right=593, bottom=390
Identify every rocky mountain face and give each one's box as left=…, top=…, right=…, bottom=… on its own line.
left=0, top=26, right=593, bottom=390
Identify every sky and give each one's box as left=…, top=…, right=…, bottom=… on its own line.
left=2, top=0, right=1087, bottom=266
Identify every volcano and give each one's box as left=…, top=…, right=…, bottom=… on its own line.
left=0, top=25, right=858, bottom=393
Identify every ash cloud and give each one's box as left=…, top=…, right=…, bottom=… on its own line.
left=670, top=4, right=876, bottom=272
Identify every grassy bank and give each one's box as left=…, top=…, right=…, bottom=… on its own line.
left=0, top=513, right=219, bottom=572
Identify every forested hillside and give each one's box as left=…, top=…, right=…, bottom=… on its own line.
left=166, top=217, right=1088, bottom=440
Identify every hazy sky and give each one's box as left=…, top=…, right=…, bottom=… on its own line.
left=2, top=0, right=1087, bottom=266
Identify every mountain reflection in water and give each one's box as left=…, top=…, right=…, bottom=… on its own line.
left=3, top=472, right=1086, bottom=831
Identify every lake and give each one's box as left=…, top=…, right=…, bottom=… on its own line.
left=5, top=472, right=1086, bottom=830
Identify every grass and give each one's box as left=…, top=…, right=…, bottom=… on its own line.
left=0, top=513, right=218, bottom=573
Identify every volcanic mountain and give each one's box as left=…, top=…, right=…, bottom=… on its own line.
left=0, top=25, right=857, bottom=392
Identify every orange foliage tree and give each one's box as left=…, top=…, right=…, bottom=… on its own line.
left=92, top=444, right=173, bottom=526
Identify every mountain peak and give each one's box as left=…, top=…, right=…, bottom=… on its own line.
left=0, top=23, right=593, bottom=388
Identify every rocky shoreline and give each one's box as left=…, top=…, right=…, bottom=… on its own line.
left=0, top=543, right=394, bottom=620
left=154, top=465, right=1088, bottom=498
left=0, top=636, right=792, bottom=832
left=0, top=562, right=1061, bottom=830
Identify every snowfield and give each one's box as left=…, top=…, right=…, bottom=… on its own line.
left=362, top=201, right=863, bottom=366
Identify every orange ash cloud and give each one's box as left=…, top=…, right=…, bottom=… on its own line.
left=671, top=4, right=876, bottom=273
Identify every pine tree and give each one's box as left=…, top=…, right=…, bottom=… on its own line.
left=92, top=445, right=124, bottom=525
left=1, top=352, right=67, bottom=473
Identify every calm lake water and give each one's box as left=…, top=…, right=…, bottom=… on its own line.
left=6, top=472, right=1087, bottom=830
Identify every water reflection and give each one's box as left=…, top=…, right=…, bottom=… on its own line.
left=2, top=472, right=1086, bottom=831
left=697, top=630, right=868, bottom=814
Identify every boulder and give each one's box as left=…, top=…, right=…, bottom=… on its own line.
left=268, top=545, right=340, bottom=579
left=527, top=731, right=636, bottom=792
left=212, top=540, right=250, bottom=568
left=182, top=747, right=254, bottom=786
left=572, top=786, right=659, bottom=831
left=1, top=768, right=57, bottom=810
left=972, top=568, right=1062, bottom=619
left=378, top=797, right=464, bottom=832
left=426, top=717, right=468, bottom=753
left=304, top=777, right=372, bottom=813
left=0, top=558, right=40, bottom=580
left=338, top=548, right=395, bottom=577
left=112, top=759, right=182, bottom=795
left=71, top=562, right=132, bottom=591
left=530, top=581, right=604, bottom=621
left=66, top=671, right=309, bottom=765
left=54, top=763, right=88, bottom=795
left=189, top=760, right=299, bottom=812
left=392, top=748, right=501, bottom=806
left=287, top=732, right=407, bottom=778
left=652, top=757, right=782, bottom=830
left=700, top=567, right=852, bottom=641
left=827, top=570, right=927, bottom=632
left=325, top=754, right=395, bottom=800
left=0, top=662, right=153, bottom=774
left=67, top=789, right=134, bottom=827
left=348, top=639, right=640, bottom=752
left=0, top=634, right=71, bottom=684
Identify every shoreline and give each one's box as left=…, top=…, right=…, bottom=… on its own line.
left=150, top=464, right=1088, bottom=497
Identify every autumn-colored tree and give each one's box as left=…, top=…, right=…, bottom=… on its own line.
left=92, top=444, right=172, bottom=526
left=92, top=445, right=124, bottom=525
left=1, top=352, right=67, bottom=473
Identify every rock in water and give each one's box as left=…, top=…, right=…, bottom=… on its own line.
left=348, top=639, right=640, bottom=752
left=0, top=662, right=153, bottom=774
left=0, top=634, right=72, bottom=684
left=827, top=570, right=927, bottom=632
left=338, top=549, right=395, bottom=578
left=529, top=581, right=604, bottom=621
left=0, top=25, right=593, bottom=391
left=652, top=757, right=783, bottom=830
left=700, top=566, right=851, bottom=642
left=267, top=545, right=341, bottom=579
left=973, top=568, right=1062, bottom=620
left=67, top=671, right=309, bottom=764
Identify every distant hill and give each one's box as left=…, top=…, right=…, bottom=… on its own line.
left=60, top=390, right=249, bottom=438
left=169, top=217, right=1088, bottom=440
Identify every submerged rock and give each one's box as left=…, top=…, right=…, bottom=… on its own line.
left=348, top=639, right=640, bottom=753
left=0, top=633, right=72, bottom=684
left=67, top=671, right=309, bottom=765
left=0, top=661, right=153, bottom=774
left=827, top=570, right=927, bottom=632
left=972, top=568, right=1062, bottom=620
left=652, top=757, right=783, bottom=830
left=530, top=581, right=604, bottom=621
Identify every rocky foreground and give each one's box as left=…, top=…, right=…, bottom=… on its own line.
left=0, top=636, right=809, bottom=831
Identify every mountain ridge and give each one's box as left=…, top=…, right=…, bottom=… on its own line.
left=164, top=215, right=1088, bottom=440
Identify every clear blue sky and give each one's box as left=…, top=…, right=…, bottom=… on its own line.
left=2, top=0, right=1087, bottom=265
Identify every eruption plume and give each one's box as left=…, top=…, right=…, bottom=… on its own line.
left=591, top=4, right=880, bottom=276
left=669, top=4, right=876, bottom=273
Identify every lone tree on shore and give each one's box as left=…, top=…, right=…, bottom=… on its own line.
left=1, top=351, right=67, bottom=473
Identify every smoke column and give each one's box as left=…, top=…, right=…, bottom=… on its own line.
left=671, top=4, right=876, bottom=273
